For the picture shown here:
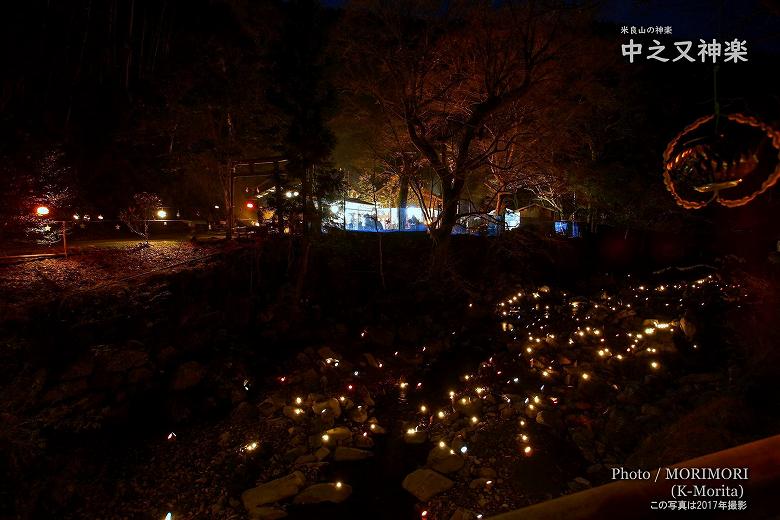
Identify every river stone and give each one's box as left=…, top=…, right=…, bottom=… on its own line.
left=536, top=410, right=564, bottom=430
left=294, top=454, right=317, bottom=465
left=315, top=447, right=330, bottom=460
left=324, top=426, right=352, bottom=442
left=172, top=361, right=206, bottom=390
left=679, top=316, right=696, bottom=339
left=363, top=353, right=380, bottom=368
left=333, top=447, right=372, bottom=461
left=427, top=447, right=465, bottom=474
left=293, top=483, right=352, bottom=504
left=283, top=406, right=305, bottom=422
left=449, top=508, right=477, bottom=520
left=241, top=471, right=305, bottom=512
left=312, top=398, right=341, bottom=418
left=477, top=467, right=497, bottom=479
left=469, top=478, right=492, bottom=490
left=402, top=469, right=454, bottom=501
left=349, top=406, right=368, bottom=423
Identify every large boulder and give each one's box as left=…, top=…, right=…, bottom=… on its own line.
left=402, top=469, right=454, bottom=501
left=242, top=471, right=306, bottom=513
left=293, top=483, right=352, bottom=504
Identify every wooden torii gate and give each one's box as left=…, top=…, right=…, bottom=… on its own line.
left=225, top=156, right=288, bottom=238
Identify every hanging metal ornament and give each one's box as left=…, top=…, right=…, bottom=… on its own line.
left=662, top=113, right=780, bottom=208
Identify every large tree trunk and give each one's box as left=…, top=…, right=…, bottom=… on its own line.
left=397, top=174, right=409, bottom=230
left=432, top=175, right=463, bottom=242
left=495, top=193, right=507, bottom=236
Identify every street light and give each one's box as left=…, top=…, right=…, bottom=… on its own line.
left=33, top=205, right=67, bottom=258
left=156, top=209, right=167, bottom=219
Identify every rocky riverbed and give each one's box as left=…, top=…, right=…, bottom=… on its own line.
left=2, top=236, right=777, bottom=520
left=48, top=269, right=763, bottom=520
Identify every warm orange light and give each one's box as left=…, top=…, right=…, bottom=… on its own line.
left=35, top=206, right=50, bottom=216
left=246, top=202, right=255, bottom=209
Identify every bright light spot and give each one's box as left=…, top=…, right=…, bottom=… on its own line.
left=460, top=445, right=468, bottom=454
left=156, top=209, right=167, bottom=219
left=439, top=441, right=446, bottom=449
left=164, top=513, right=172, bottom=520
left=244, top=441, right=258, bottom=451
left=245, top=202, right=254, bottom=209
left=420, top=405, right=427, bottom=413
left=581, top=373, right=590, bottom=380
left=295, top=397, right=302, bottom=405
left=322, top=434, right=330, bottom=442
left=650, top=361, right=659, bottom=369
left=336, top=481, right=343, bottom=489
left=523, top=446, right=533, bottom=455
left=471, top=416, right=478, bottom=424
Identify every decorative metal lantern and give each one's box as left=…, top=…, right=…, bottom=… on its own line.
left=663, top=113, right=780, bottom=208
